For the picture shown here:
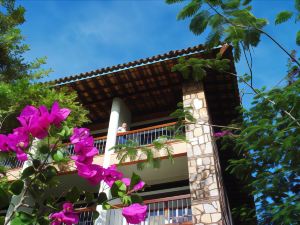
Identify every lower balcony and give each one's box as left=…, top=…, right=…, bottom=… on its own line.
left=76, top=194, right=192, bottom=225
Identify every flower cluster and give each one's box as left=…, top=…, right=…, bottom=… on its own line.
left=1, top=102, right=147, bottom=225
left=0, top=102, right=70, bottom=161
left=49, top=202, right=79, bottom=225
left=70, top=128, right=147, bottom=224
left=70, top=128, right=145, bottom=191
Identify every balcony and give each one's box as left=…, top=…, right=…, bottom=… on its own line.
left=2, top=122, right=186, bottom=178
left=115, top=122, right=180, bottom=146
left=76, top=194, right=192, bottom=225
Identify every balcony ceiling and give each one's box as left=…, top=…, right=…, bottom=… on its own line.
left=52, top=44, right=240, bottom=127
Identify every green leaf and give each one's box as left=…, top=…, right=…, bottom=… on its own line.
left=0, top=166, right=7, bottom=175
left=11, top=216, right=24, bottom=225
left=111, top=180, right=127, bottom=198
left=58, top=126, right=73, bottom=138
left=177, top=0, right=201, bottom=20
left=36, top=216, right=49, bottom=225
left=9, top=180, right=24, bottom=195
left=66, top=186, right=80, bottom=202
left=84, top=191, right=94, bottom=203
left=44, top=166, right=58, bottom=179
left=21, top=166, right=35, bottom=179
left=221, top=0, right=240, bottom=9
left=97, top=192, right=108, bottom=204
left=275, top=11, right=293, bottom=25
left=131, top=194, right=143, bottom=204
left=32, top=159, right=41, bottom=169
left=121, top=195, right=132, bottom=205
left=165, top=0, right=184, bottom=4
left=38, top=145, right=50, bottom=154
left=52, top=150, right=64, bottom=162
left=0, top=216, right=5, bottom=225
left=92, top=211, right=99, bottom=220
left=37, top=174, right=47, bottom=183
left=206, top=28, right=223, bottom=48
left=102, top=201, right=111, bottom=210
left=295, top=0, right=300, bottom=12
left=296, top=30, right=300, bottom=46
left=0, top=187, right=10, bottom=208
left=242, top=0, right=251, bottom=6
left=130, top=172, right=141, bottom=190
left=11, top=212, right=34, bottom=225
left=189, top=10, right=210, bottom=35
left=208, top=14, right=224, bottom=29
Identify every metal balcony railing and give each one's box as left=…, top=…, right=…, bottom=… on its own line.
left=0, top=156, right=24, bottom=169
left=76, top=194, right=192, bottom=225
left=0, top=122, right=182, bottom=170
left=65, top=137, right=107, bottom=156
left=116, top=122, right=181, bottom=146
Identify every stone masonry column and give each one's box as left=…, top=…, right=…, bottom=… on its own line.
left=183, top=82, right=225, bottom=225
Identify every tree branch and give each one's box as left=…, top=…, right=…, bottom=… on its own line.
left=205, top=1, right=300, bottom=67
left=224, top=71, right=300, bottom=128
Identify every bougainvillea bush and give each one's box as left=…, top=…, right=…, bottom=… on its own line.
left=0, top=102, right=147, bottom=225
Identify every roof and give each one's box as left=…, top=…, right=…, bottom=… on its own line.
left=52, top=44, right=210, bottom=85
left=52, top=44, right=240, bottom=130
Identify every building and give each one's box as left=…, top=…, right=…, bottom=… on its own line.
left=1, top=44, right=255, bottom=225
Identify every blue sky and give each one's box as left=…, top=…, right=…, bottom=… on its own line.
left=18, top=0, right=299, bottom=107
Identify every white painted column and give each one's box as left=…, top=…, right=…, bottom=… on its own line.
left=95, top=97, right=130, bottom=225
left=103, top=97, right=122, bottom=163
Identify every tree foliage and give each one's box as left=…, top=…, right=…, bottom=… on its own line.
left=0, top=0, right=89, bottom=133
left=167, top=0, right=300, bottom=224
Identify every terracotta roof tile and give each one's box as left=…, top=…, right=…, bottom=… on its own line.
left=52, top=44, right=208, bottom=85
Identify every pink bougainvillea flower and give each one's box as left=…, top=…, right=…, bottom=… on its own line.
left=29, top=105, right=51, bottom=139
left=15, top=149, right=28, bottom=161
left=18, top=105, right=39, bottom=121
left=6, top=127, right=29, bottom=161
left=70, top=128, right=90, bottom=144
left=0, top=134, right=10, bottom=152
left=76, top=162, right=104, bottom=185
left=8, top=127, right=29, bottom=149
left=49, top=209, right=79, bottom=225
left=70, top=155, right=93, bottom=165
left=122, top=203, right=147, bottom=224
left=121, top=178, right=131, bottom=186
left=74, top=137, right=98, bottom=158
left=103, top=165, right=123, bottom=187
left=49, top=101, right=71, bottom=128
left=133, top=181, right=145, bottom=191
left=213, top=130, right=232, bottom=138
left=17, top=105, right=51, bottom=139
left=121, top=178, right=145, bottom=191
left=71, top=137, right=98, bottom=165
left=63, top=202, right=74, bottom=213
left=0, top=128, right=29, bottom=161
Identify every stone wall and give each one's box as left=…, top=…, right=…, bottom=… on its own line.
left=183, top=82, right=229, bottom=225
